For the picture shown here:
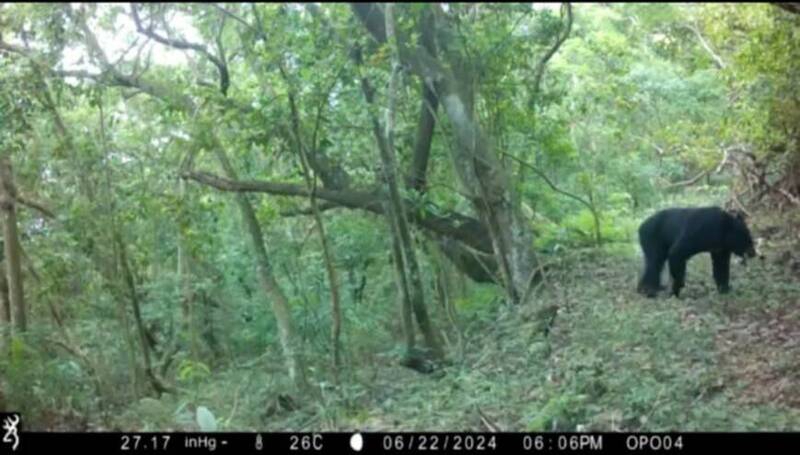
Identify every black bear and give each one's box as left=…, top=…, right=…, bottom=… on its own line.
left=637, top=207, right=756, bottom=297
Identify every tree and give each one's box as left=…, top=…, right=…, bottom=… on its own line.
left=0, top=156, right=26, bottom=333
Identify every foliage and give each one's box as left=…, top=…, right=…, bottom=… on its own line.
left=0, top=2, right=798, bottom=432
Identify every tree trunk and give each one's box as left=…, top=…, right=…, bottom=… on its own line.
left=209, top=140, right=307, bottom=391
left=177, top=179, right=201, bottom=359
left=199, top=293, right=220, bottom=358
left=114, top=231, right=172, bottom=396
left=0, top=267, right=10, bottom=354
left=436, top=68, right=536, bottom=304
left=296, top=135, right=343, bottom=371
left=383, top=4, right=444, bottom=360
left=281, top=67, right=344, bottom=371
left=351, top=3, right=540, bottom=304
left=389, top=230, right=415, bottom=353
left=0, top=156, right=26, bottom=332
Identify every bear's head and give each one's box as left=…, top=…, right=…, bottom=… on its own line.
left=725, top=210, right=757, bottom=258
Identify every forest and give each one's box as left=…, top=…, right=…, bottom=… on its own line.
left=1, top=3, right=799, bottom=432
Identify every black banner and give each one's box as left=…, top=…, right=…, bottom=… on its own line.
left=2, top=415, right=799, bottom=454
left=0, top=431, right=799, bottom=454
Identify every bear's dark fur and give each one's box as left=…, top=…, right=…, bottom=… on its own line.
left=637, top=207, right=756, bottom=297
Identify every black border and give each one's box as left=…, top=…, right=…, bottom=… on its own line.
left=0, top=431, right=798, bottom=454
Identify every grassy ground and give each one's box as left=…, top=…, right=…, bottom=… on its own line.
left=100, top=207, right=800, bottom=432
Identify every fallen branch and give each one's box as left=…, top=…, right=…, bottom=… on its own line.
left=476, top=407, right=500, bottom=432
left=664, top=169, right=708, bottom=189
left=777, top=188, right=800, bottom=207
left=665, top=146, right=733, bottom=189
left=715, top=147, right=730, bottom=173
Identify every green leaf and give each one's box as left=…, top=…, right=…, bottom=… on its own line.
left=196, top=406, right=218, bottom=431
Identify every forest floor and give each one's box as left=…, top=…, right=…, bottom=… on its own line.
left=320, top=208, right=800, bottom=431
left=79, top=209, right=800, bottom=431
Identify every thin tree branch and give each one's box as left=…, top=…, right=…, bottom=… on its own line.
left=16, top=195, right=55, bottom=219
left=531, top=3, right=573, bottom=99
left=113, top=36, right=142, bottom=67
left=130, top=3, right=230, bottom=95
left=209, top=4, right=255, bottom=33
left=0, top=40, right=27, bottom=55
left=664, top=148, right=731, bottom=189
left=183, top=170, right=381, bottom=208
left=53, top=69, right=104, bottom=80
left=503, top=151, right=593, bottom=211
left=680, top=23, right=725, bottom=70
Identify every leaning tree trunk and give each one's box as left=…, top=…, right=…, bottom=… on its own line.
left=384, top=4, right=445, bottom=361
left=389, top=229, right=416, bottom=354
left=430, top=43, right=537, bottom=305
left=351, top=3, right=540, bottom=304
left=114, top=231, right=172, bottom=396
left=209, top=139, right=308, bottom=391
left=354, top=5, right=445, bottom=364
left=0, top=156, right=26, bottom=332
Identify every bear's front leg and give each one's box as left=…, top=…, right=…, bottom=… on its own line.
left=668, top=254, right=687, bottom=297
left=711, top=250, right=731, bottom=294
left=638, top=251, right=667, bottom=298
